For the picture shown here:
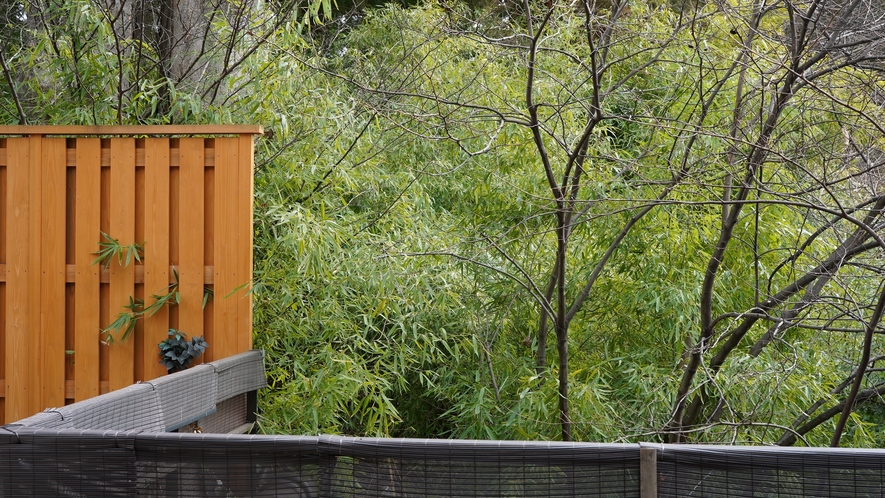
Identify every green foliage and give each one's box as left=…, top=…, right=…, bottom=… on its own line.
left=103, top=295, right=141, bottom=344
left=92, top=232, right=143, bottom=270
left=92, top=233, right=194, bottom=344
left=91, top=233, right=145, bottom=343
left=266, top=1, right=885, bottom=445
left=102, top=266, right=212, bottom=344
left=158, top=329, right=209, bottom=373
left=15, top=0, right=885, bottom=447
left=101, top=271, right=181, bottom=344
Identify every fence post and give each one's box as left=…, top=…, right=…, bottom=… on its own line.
left=640, top=446, right=657, bottom=498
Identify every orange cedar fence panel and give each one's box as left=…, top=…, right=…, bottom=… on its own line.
left=0, top=126, right=261, bottom=424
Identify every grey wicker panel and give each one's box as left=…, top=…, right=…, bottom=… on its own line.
left=148, top=364, right=217, bottom=431
left=49, top=383, right=164, bottom=432
left=7, top=410, right=65, bottom=429
left=211, top=350, right=266, bottom=401
left=2, top=351, right=265, bottom=436
left=198, top=393, right=248, bottom=433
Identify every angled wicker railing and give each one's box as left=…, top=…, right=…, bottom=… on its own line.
left=6, top=350, right=265, bottom=434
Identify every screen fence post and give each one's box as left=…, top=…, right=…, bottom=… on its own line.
left=640, top=446, right=658, bottom=498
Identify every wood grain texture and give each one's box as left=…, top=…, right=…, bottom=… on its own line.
left=134, top=153, right=145, bottom=380
left=0, top=146, right=219, bottom=168
left=74, top=138, right=101, bottom=400
left=0, top=125, right=262, bottom=136
left=27, top=136, right=42, bottom=415
left=237, top=134, right=254, bottom=352
left=64, top=283, right=74, bottom=399
left=203, top=160, right=215, bottom=362
left=213, top=137, right=238, bottom=360
left=0, top=263, right=215, bottom=284
left=5, top=138, right=30, bottom=421
left=143, top=138, right=170, bottom=380
left=64, top=164, right=75, bottom=390
left=108, top=138, right=136, bottom=390
left=178, top=138, right=205, bottom=347
left=0, top=149, right=6, bottom=424
left=41, top=138, right=66, bottom=408
left=0, top=379, right=109, bottom=399
left=0, top=283, right=4, bottom=425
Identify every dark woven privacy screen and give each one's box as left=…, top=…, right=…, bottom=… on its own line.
left=655, top=444, right=885, bottom=497
left=0, top=432, right=639, bottom=497
left=2, top=434, right=885, bottom=497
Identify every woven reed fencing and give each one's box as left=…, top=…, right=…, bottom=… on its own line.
left=0, top=125, right=261, bottom=424
left=3, top=431, right=885, bottom=497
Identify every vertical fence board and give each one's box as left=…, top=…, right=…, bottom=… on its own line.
left=41, top=138, right=66, bottom=408
left=178, top=138, right=204, bottom=349
left=237, top=135, right=253, bottom=352
left=0, top=283, right=4, bottom=422
left=99, top=155, right=110, bottom=394
left=204, top=149, right=214, bottom=362
left=100, top=282, right=109, bottom=394
left=27, top=136, right=42, bottom=415
left=5, top=138, right=30, bottom=422
left=214, top=138, right=238, bottom=360
left=169, top=146, right=179, bottom=339
left=64, top=163, right=75, bottom=399
left=134, top=157, right=145, bottom=380
left=64, top=282, right=74, bottom=402
left=108, top=138, right=136, bottom=390
left=0, top=150, right=6, bottom=422
left=134, top=282, right=144, bottom=380
left=74, top=138, right=101, bottom=401
left=143, top=138, right=170, bottom=380
left=65, top=152, right=75, bottom=263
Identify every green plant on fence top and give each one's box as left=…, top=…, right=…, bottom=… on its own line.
left=94, top=234, right=210, bottom=343
left=158, top=329, right=208, bottom=373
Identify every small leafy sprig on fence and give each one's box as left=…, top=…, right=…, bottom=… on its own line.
left=104, top=275, right=180, bottom=343
left=95, top=234, right=213, bottom=343
left=92, top=231, right=144, bottom=270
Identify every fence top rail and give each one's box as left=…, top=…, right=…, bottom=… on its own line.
left=6, top=432, right=885, bottom=461
left=0, top=125, right=263, bottom=136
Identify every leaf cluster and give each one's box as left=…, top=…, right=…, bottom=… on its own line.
left=158, top=329, right=209, bottom=373
left=92, top=231, right=144, bottom=270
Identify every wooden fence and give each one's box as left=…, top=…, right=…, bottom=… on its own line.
left=0, top=125, right=261, bottom=424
